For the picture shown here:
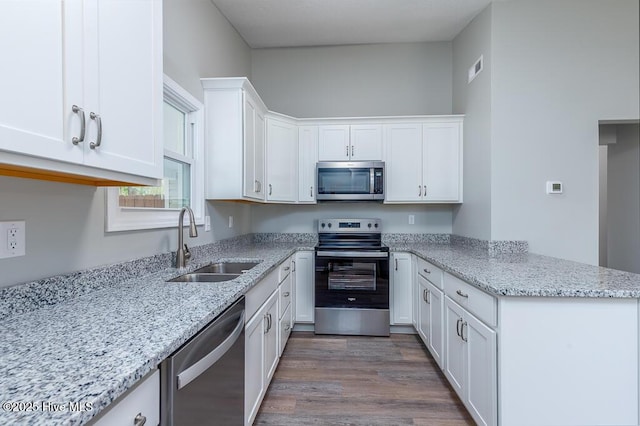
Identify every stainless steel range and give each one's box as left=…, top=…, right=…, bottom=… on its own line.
left=314, top=218, right=390, bottom=336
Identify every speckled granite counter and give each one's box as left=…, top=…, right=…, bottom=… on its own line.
left=0, top=239, right=314, bottom=426
left=391, top=243, right=640, bottom=298
left=2, top=233, right=640, bottom=425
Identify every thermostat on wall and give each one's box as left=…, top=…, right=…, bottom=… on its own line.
left=546, top=181, right=563, bottom=194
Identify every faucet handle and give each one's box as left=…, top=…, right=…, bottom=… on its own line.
left=184, top=244, right=191, bottom=260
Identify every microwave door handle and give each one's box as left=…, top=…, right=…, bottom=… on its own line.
left=370, top=169, right=375, bottom=195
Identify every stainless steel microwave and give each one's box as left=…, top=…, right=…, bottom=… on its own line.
left=316, top=161, right=384, bottom=201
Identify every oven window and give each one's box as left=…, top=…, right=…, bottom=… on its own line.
left=317, top=168, right=371, bottom=194
left=328, top=262, right=376, bottom=291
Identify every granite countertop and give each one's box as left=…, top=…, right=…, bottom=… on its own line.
left=391, top=243, right=640, bottom=298
left=2, top=234, right=640, bottom=425
left=0, top=241, right=313, bottom=426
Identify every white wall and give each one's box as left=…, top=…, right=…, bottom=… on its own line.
left=0, top=0, right=253, bottom=287
left=606, top=123, right=640, bottom=273
left=451, top=5, right=492, bottom=241
left=490, top=0, right=639, bottom=264
left=251, top=203, right=452, bottom=234
left=251, top=42, right=453, bottom=118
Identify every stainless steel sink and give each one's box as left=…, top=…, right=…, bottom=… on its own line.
left=193, top=261, right=260, bottom=274
left=168, top=273, right=240, bottom=283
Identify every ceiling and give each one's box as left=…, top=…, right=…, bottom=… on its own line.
left=210, top=0, right=494, bottom=49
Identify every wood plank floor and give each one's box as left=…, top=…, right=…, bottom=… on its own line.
left=254, top=332, right=474, bottom=425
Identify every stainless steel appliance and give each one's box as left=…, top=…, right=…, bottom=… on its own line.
left=316, top=161, right=384, bottom=201
left=161, top=297, right=245, bottom=425
left=315, top=218, right=390, bottom=336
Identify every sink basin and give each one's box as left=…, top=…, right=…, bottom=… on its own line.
left=168, top=273, right=240, bottom=283
left=193, top=261, right=260, bottom=274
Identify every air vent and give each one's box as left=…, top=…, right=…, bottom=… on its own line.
left=468, top=55, right=484, bottom=83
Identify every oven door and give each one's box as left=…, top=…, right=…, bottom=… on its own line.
left=315, top=250, right=389, bottom=309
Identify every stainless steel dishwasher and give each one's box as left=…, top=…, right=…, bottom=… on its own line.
left=161, top=296, right=245, bottom=425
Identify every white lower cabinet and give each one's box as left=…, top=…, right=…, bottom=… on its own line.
left=245, top=289, right=278, bottom=426
left=91, top=370, right=159, bottom=426
left=391, top=252, right=413, bottom=325
left=417, top=274, right=444, bottom=369
left=294, top=251, right=315, bottom=323
left=444, top=296, right=496, bottom=426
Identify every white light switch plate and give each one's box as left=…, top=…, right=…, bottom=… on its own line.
left=0, top=221, right=26, bottom=259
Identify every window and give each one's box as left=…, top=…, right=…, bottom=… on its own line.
left=105, top=75, right=204, bottom=232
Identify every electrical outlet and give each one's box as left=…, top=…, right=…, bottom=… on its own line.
left=204, top=216, right=211, bottom=232
left=408, top=215, right=415, bottom=225
left=0, top=221, right=26, bottom=259
left=228, top=216, right=234, bottom=228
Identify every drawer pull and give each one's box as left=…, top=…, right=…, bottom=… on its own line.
left=456, top=317, right=463, bottom=337
left=285, top=324, right=291, bottom=332
left=134, top=413, right=147, bottom=426
left=283, top=266, right=290, bottom=271
left=456, top=289, right=469, bottom=298
left=283, top=291, right=290, bottom=297
left=423, top=268, right=431, bottom=274
left=461, top=321, right=468, bottom=342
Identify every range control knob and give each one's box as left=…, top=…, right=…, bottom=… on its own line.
left=368, top=223, right=372, bottom=228
left=327, top=223, right=332, bottom=228
left=320, top=223, right=325, bottom=228
left=374, top=223, right=379, bottom=228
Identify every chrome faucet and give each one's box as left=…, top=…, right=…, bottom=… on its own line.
left=176, top=206, right=198, bottom=268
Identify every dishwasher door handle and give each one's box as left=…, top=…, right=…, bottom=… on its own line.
left=177, top=310, right=245, bottom=390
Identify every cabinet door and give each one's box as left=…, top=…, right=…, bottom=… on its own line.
left=245, top=307, right=266, bottom=425
left=422, top=122, right=461, bottom=202
left=279, top=303, right=292, bottom=357
left=294, top=251, right=314, bottom=323
left=318, top=125, right=350, bottom=161
left=255, top=110, right=266, bottom=198
left=444, top=297, right=465, bottom=399
left=80, top=0, right=162, bottom=179
left=243, top=95, right=265, bottom=200
left=417, top=275, right=430, bottom=343
left=465, top=312, right=497, bottom=426
left=93, top=370, right=159, bottom=426
left=264, top=291, right=280, bottom=382
left=350, top=124, right=383, bottom=160
left=0, top=1, right=81, bottom=163
left=384, top=124, right=423, bottom=202
left=266, top=118, right=298, bottom=202
left=427, top=281, right=445, bottom=370
left=391, top=253, right=413, bottom=325
left=298, top=126, right=318, bottom=203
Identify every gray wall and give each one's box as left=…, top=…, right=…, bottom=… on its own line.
left=489, top=0, right=639, bottom=264
left=251, top=42, right=453, bottom=118
left=0, top=0, right=253, bottom=287
left=251, top=203, right=452, bottom=234
left=606, top=123, right=640, bottom=273
left=451, top=5, right=492, bottom=241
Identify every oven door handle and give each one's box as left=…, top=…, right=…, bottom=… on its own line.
left=316, top=251, right=389, bottom=258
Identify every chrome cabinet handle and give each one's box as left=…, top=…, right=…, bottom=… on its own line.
left=351, top=145, right=354, bottom=157
left=285, top=324, right=291, bottom=332
left=292, top=260, right=296, bottom=272
left=284, top=266, right=290, bottom=271
left=426, top=290, right=430, bottom=304
left=71, top=105, right=85, bottom=145
left=89, top=112, right=102, bottom=149
left=461, top=321, right=468, bottom=342
left=418, top=185, right=422, bottom=196
left=423, top=268, right=431, bottom=274
left=456, top=289, right=469, bottom=298
left=283, top=291, right=290, bottom=297
left=423, top=185, right=427, bottom=196
left=134, top=413, right=147, bottom=426
left=269, top=183, right=272, bottom=196
left=456, top=318, right=462, bottom=337
left=254, top=180, right=259, bottom=193
left=346, top=145, right=349, bottom=157
left=422, top=288, right=427, bottom=302
left=310, top=186, right=313, bottom=197
left=394, top=258, right=398, bottom=270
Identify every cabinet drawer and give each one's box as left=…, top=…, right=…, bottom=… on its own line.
left=279, top=274, right=292, bottom=319
left=91, top=370, right=159, bottom=426
left=278, top=257, right=292, bottom=283
left=417, top=257, right=443, bottom=289
left=444, top=273, right=497, bottom=327
left=246, top=267, right=279, bottom=321
left=279, top=303, right=292, bottom=356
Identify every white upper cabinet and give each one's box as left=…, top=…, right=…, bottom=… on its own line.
left=350, top=124, right=383, bottom=160
left=0, top=0, right=163, bottom=185
left=202, top=78, right=267, bottom=201
left=318, top=124, right=383, bottom=161
left=266, top=116, right=298, bottom=202
left=385, top=118, right=463, bottom=203
left=298, top=126, right=319, bottom=203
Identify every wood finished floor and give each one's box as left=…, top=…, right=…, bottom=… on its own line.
left=254, top=332, right=474, bottom=425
